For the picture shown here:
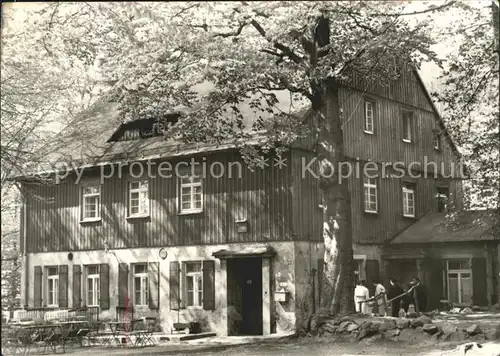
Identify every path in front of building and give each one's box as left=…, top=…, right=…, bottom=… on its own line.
left=60, top=337, right=500, bottom=356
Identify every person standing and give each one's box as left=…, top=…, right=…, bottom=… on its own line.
left=401, top=282, right=414, bottom=316
left=354, top=280, right=370, bottom=314
left=387, top=278, right=404, bottom=317
left=373, top=280, right=388, bottom=316
left=411, top=276, right=428, bottom=313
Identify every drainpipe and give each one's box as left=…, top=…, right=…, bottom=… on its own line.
left=311, top=268, right=317, bottom=314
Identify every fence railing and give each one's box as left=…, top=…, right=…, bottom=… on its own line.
left=5, top=306, right=100, bottom=326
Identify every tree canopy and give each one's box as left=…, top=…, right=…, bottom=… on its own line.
left=1, top=0, right=497, bottom=315
left=432, top=0, right=499, bottom=210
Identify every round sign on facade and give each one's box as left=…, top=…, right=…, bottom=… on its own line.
left=159, top=248, right=168, bottom=260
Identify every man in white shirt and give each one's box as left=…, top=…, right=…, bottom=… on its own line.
left=373, top=280, right=388, bottom=316
left=354, top=280, right=370, bottom=314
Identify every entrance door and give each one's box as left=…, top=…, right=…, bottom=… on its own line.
left=447, top=259, right=473, bottom=304
left=226, top=258, right=263, bottom=335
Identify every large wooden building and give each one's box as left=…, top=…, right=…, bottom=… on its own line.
left=15, top=68, right=498, bottom=336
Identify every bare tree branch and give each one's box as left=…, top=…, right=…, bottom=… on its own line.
left=214, top=22, right=247, bottom=38
left=170, top=3, right=200, bottom=20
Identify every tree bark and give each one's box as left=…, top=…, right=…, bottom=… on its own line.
left=315, top=82, right=354, bottom=317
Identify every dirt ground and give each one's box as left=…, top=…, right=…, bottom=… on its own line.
left=63, top=338, right=500, bottom=356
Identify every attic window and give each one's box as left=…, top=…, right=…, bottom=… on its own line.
left=108, top=113, right=180, bottom=142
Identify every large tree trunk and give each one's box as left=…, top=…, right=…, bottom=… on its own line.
left=315, top=83, right=354, bottom=317
left=301, top=13, right=354, bottom=320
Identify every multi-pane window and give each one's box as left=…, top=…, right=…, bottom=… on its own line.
left=82, top=185, right=101, bottom=220
left=87, top=265, right=100, bottom=307
left=402, top=182, right=416, bottom=217
left=363, top=177, right=378, bottom=213
left=185, top=262, right=203, bottom=307
left=402, top=111, right=413, bottom=142
left=133, top=264, right=149, bottom=306
left=179, top=175, right=203, bottom=213
left=447, top=259, right=473, bottom=304
left=47, top=267, right=59, bottom=307
left=129, top=181, right=149, bottom=217
left=364, top=101, right=375, bottom=134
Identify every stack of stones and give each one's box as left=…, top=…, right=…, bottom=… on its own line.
left=311, top=315, right=492, bottom=343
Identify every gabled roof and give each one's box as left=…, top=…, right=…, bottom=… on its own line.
left=390, top=210, right=499, bottom=244
left=15, top=67, right=460, bottom=178
left=411, top=69, right=461, bottom=159
left=14, top=86, right=307, bottom=178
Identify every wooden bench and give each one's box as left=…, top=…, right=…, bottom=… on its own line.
left=172, top=322, right=201, bottom=334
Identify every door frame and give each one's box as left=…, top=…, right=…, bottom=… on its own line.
left=226, top=257, right=264, bottom=336
left=446, top=258, right=473, bottom=304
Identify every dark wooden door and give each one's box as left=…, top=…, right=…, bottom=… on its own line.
left=236, top=258, right=263, bottom=335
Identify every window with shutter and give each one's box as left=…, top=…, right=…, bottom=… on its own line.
left=203, top=260, right=215, bottom=310
left=169, top=261, right=180, bottom=310
left=133, top=263, right=149, bottom=306
left=118, top=263, right=129, bottom=307
left=58, top=265, right=69, bottom=308
left=99, top=264, right=110, bottom=309
left=149, top=262, right=160, bottom=309
left=184, top=261, right=203, bottom=307
left=34, top=266, right=43, bottom=308
left=86, top=265, right=100, bottom=307
left=46, top=266, right=59, bottom=307
left=73, top=265, right=82, bottom=308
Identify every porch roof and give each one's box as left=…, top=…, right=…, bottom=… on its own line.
left=390, top=210, right=499, bottom=245
left=212, top=245, right=277, bottom=259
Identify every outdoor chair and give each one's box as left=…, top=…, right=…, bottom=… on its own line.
left=127, top=317, right=156, bottom=347
left=94, top=322, right=114, bottom=347
left=64, top=327, right=80, bottom=347
left=140, top=317, right=157, bottom=347
left=1, top=325, right=22, bottom=355
left=42, top=325, right=67, bottom=354
left=16, top=327, right=36, bottom=355
left=76, top=327, right=91, bottom=347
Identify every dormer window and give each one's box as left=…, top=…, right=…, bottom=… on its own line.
left=108, top=113, right=181, bottom=142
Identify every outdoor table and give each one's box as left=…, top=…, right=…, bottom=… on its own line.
left=24, top=323, right=66, bottom=353
left=25, top=323, right=56, bottom=342
left=107, top=321, right=133, bottom=347
left=60, top=320, right=90, bottom=346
